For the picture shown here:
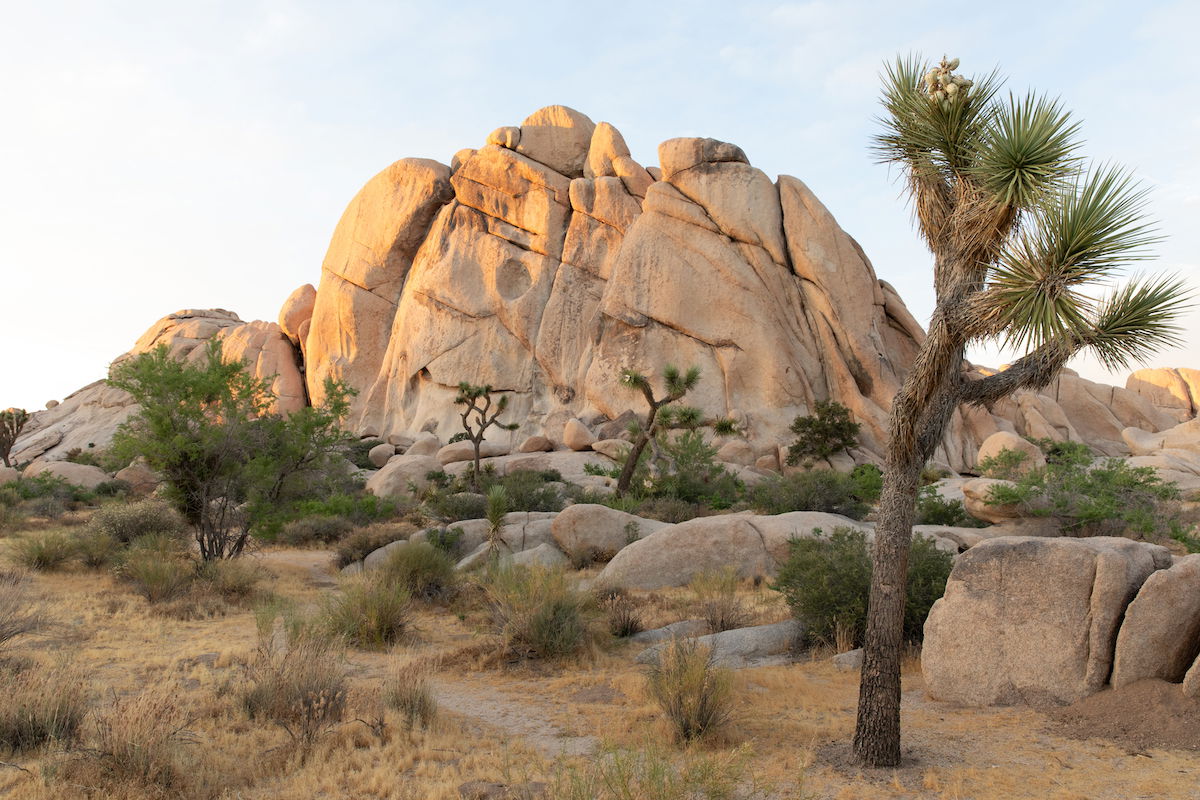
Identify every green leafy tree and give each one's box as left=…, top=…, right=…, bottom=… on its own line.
left=1, top=408, right=30, bottom=468
left=108, top=340, right=352, bottom=560
left=454, top=383, right=519, bottom=492
left=787, top=401, right=861, bottom=466
left=614, top=366, right=736, bottom=497
left=855, top=54, right=1191, bottom=766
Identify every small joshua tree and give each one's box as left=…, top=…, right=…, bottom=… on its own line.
left=455, top=383, right=519, bottom=492
left=0, top=408, right=30, bottom=468
left=614, top=366, right=735, bottom=497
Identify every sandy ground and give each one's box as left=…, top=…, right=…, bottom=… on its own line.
left=1, top=540, right=1199, bottom=799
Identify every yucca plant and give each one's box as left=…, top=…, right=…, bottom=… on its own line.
left=855, top=54, right=1191, bottom=767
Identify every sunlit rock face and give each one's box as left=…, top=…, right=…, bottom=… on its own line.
left=14, top=106, right=1194, bottom=472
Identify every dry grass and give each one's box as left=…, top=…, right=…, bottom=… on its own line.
left=0, top=528, right=1196, bottom=800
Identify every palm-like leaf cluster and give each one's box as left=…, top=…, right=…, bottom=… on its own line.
left=876, top=54, right=1187, bottom=373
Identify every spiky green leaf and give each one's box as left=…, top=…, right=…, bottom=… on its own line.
left=971, top=92, right=1082, bottom=207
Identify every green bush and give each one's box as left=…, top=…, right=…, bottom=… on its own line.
left=645, top=637, right=733, bottom=743
left=635, top=497, right=707, bottom=523
left=333, top=523, right=413, bottom=568
left=746, top=469, right=872, bottom=519
left=976, top=447, right=1030, bottom=480
left=320, top=575, right=411, bottom=650
left=380, top=541, right=457, bottom=603
left=850, top=463, right=883, bottom=504
left=424, top=526, right=463, bottom=558
left=11, top=532, right=76, bottom=571
left=914, top=485, right=984, bottom=527
left=76, top=531, right=121, bottom=568
left=290, top=493, right=399, bottom=527
left=278, top=515, right=355, bottom=546
left=786, top=401, right=860, bottom=467
left=344, top=439, right=381, bottom=470
left=93, top=479, right=132, bottom=498
left=196, top=558, right=263, bottom=604
left=120, top=549, right=195, bottom=603
left=485, top=564, right=596, bottom=660
left=86, top=499, right=187, bottom=545
left=986, top=443, right=1192, bottom=541
left=549, top=742, right=754, bottom=800
left=481, top=469, right=564, bottom=513
left=772, top=527, right=953, bottom=646
left=20, top=496, right=68, bottom=520
left=426, top=490, right=487, bottom=522
left=649, top=431, right=741, bottom=508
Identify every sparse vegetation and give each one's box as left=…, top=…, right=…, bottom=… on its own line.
left=381, top=661, right=438, bottom=731
left=85, top=498, right=186, bottom=545
left=0, top=664, right=86, bottom=752
left=597, top=587, right=643, bottom=638
left=333, top=522, right=414, bottom=568
left=10, top=531, right=75, bottom=571
left=645, top=637, right=733, bottom=743
left=746, top=469, right=873, bottom=519
left=320, top=574, right=412, bottom=650
left=485, top=564, right=597, bottom=660
left=453, top=383, right=520, bottom=492
left=379, top=541, right=457, bottom=603
left=690, top=568, right=751, bottom=633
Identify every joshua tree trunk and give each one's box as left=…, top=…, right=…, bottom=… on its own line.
left=615, top=406, right=659, bottom=496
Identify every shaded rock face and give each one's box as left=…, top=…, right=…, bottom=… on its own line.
left=13, top=310, right=303, bottom=464
left=921, top=536, right=1171, bottom=707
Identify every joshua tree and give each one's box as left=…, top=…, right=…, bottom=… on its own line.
left=0, top=408, right=29, bottom=468
left=854, top=55, right=1190, bottom=766
left=614, top=366, right=735, bottom=496
left=454, top=383, right=519, bottom=492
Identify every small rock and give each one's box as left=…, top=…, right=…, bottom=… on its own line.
left=406, top=433, right=442, bottom=457
left=517, top=435, right=553, bottom=453
left=628, top=618, right=710, bottom=645
left=510, top=542, right=570, bottom=569
left=562, top=419, right=595, bottom=451
left=591, top=438, right=630, bottom=461
left=832, top=648, right=863, bottom=671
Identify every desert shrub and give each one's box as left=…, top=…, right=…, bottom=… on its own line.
left=746, top=469, right=871, bottom=519
left=424, top=526, right=464, bottom=558
left=120, top=547, right=195, bottom=603
left=320, top=574, right=411, bottom=650
left=914, top=485, right=984, bottom=527
left=426, top=490, right=487, bottom=522
left=772, top=527, right=953, bottom=646
left=93, top=479, right=132, bottom=498
left=380, top=541, right=457, bottom=603
left=976, top=447, right=1030, bottom=480
left=597, top=587, right=643, bottom=638
left=8, top=473, right=91, bottom=504
left=382, top=661, right=438, bottom=731
left=987, top=445, right=1192, bottom=540
left=241, top=624, right=348, bottom=747
left=0, top=570, right=44, bottom=653
left=86, top=498, right=187, bottom=545
left=649, top=430, right=742, bottom=508
left=196, top=558, right=263, bottom=604
left=635, top=496, right=707, bottom=523
left=550, top=742, right=755, bottom=800
left=0, top=664, right=86, bottom=752
left=21, top=496, right=68, bottom=520
left=76, top=530, right=121, bottom=568
left=290, top=492, right=400, bottom=526
left=481, top=469, right=564, bottom=513
left=645, top=637, right=733, bottom=743
left=786, top=400, right=860, bottom=466
left=11, top=531, right=75, bottom=570
left=278, top=515, right=355, bottom=546
left=690, top=568, right=751, bottom=633
left=485, top=564, right=596, bottom=660
left=80, top=687, right=195, bottom=792
left=334, top=522, right=413, bottom=568
left=344, top=438, right=380, bottom=470
left=850, top=463, right=884, bottom=504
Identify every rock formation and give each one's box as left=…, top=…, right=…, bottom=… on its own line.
left=12, top=105, right=1198, bottom=475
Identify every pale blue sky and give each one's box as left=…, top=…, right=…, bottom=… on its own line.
left=2, top=0, right=1197, bottom=410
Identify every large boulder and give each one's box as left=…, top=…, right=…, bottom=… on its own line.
left=961, top=478, right=1023, bottom=525
left=436, top=440, right=509, bottom=466
left=635, top=620, right=803, bottom=669
left=365, top=454, right=442, bottom=497
left=922, top=536, right=1171, bottom=706
left=114, top=461, right=160, bottom=496
left=24, top=460, right=110, bottom=490
left=1111, top=554, right=1200, bottom=688
left=976, top=432, right=1045, bottom=475
left=596, top=511, right=867, bottom=590
left=0, top=465, right=19, bottom=485
left=550, top=504, right=667, bottom=562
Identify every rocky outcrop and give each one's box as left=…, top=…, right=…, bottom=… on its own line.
left=12, top=310, right=302, bottom=464
left=14, top=107, right=1197, bottom=475
left=24, top=460, right=110, bottom=490
left=1111, top=555, right=1200, bottom=688
left=922, top=536, right=1171, bottom=706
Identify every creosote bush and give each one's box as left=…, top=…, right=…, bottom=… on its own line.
left=380, top=541, right=458, bottom=603
left=11, top=531, right=76, bottom=571
left=240, top=622, right=349, bottom=748
left=485, top=564, right=597, bottom=660
left=645, top=637, right=733, bottom=743
left=85, top=498, right=186, bottom=545
left=772, top=527, right=952, bottom=647
left=320, top=574, right=412, bottom=650
left=689, top=568, right=751, bottom=633
left=746, top=469, right=873, bottom=519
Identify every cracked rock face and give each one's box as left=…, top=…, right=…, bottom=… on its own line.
left=15, top=105, right=1196, bottom=471
left=312, top=106, right=933, bottom=459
